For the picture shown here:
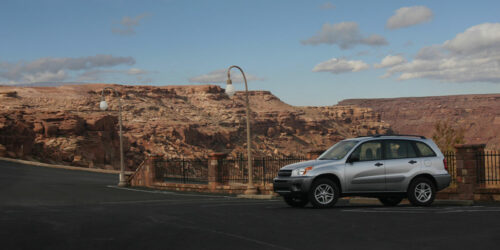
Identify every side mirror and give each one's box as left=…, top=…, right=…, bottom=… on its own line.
left=347, top=156, right=359, bottom=164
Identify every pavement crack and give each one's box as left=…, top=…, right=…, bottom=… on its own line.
left=169, top=222, right=293, bottom=250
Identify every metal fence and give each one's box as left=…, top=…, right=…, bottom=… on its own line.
left=154, top=158, right=209, bottom=184
left=151, top=152, right=467, bottom=187
left=219, top=156, right=307, bottom=184
left=477, top=151, right=500, bottom=186
left=443, top=151, right=457, bottom=185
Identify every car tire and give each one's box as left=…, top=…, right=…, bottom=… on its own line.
left=308, top=178, right=339, bottom=208
left=378, top=196, right=403, bottom=206
left=283, top=196, right=309, bottom=207
left=408, top=177, right=436, bottom=206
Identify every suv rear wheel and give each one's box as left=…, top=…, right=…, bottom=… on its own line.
left=378, top=196, right=403, bottom=206
left=309, top=178, right=339, bottom=208
left=408, top=177, right=436, bottom=206
left=284, top=196, right=309, bottom=207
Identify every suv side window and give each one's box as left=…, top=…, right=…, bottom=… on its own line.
left=350, top=141, right=382, bottom=161
left=385, top=140, right=417, bottom=159
left=415, top=142, right=437, bottom=157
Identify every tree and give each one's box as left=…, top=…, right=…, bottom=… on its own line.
left=432, top=120, right=465, bottom=152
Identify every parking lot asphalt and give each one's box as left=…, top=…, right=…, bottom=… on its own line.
left=1, top=160, right=500, bottom=250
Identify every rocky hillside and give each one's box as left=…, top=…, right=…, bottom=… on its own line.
left=0, top=84, right=389, bottom=170
left=339, top=94, right=500, bottom=149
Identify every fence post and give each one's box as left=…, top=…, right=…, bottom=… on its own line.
left=454, top=144, right=485, bottom=200
left=208, top=152, right=227, bottom=191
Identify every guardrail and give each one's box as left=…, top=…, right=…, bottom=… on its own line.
left=219, top=156, right=307, bottom=184
left=154, top=158, right=209, bottom=184
left=477, top=151, right=500, bottom=186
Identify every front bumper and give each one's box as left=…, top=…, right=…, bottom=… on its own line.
left=273, top=176, right=314, bottom=196
left=434, top=174, right=452, bottom=191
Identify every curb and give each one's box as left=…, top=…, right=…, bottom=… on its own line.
left=0, top=157, right=134, bottom=175
left=236, top=194, right=277, bottom=200
left=234, top=195, right=475, bottom=206
left=348, top=197, right=474, bottom=206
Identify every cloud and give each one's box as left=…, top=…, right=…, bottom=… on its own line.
left=374, top=55, right=406, bottom=68
left=444, top=23, right=500, bottom=54
left=302, top=22, right=388, bottom=49
left=386, top=6, right=433, bottom=29
left=126, top=68, right=149, bottom=75
left=312, top=58, right=369, bottom=74
left=189, top=69, right=264, bottom=83
left=76, top=68, right=152, bottom=82
left=0, top=55, right=136, bottom=84
left=112, top=13, right=151, bottom=35
left=382, top=23, right=500, bottom=83
left=23, top=70, right=68, bottom=83
left=320, top=2, right=336, bottom=10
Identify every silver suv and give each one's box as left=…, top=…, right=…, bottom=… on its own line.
left=273, top=135, right=451, bottom=208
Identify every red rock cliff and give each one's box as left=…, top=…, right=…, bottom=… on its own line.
left=339, top=94, right=500, bottom=149
left=0, top=84, right=389, bottom=170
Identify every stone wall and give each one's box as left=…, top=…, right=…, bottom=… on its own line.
left=132, top=145, right=500, bottom=201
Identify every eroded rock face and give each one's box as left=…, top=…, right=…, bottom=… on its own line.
left=339, top=94, right=500, bottom=149
left=0, top=84, right=392, bottom=169
left=0, top=109, right=126, bottom=169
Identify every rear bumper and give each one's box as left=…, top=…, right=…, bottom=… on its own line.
left=273, top=176, right=314, bottom=197
left=434, top=174, right=452, bottom=191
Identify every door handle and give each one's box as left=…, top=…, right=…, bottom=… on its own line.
left=374, top=162, right=383, bottom=167
left=408, top=160, right=417, bottom=164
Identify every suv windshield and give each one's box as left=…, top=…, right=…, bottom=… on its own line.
left=318, top=140, right=359, bottom=160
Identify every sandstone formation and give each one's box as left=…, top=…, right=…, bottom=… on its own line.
left=0, top=84, right=389, bottom=170
left=339, top=94, right=500, bottom=149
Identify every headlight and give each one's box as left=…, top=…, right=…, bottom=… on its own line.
left=291, top=166, right=314, bottom=176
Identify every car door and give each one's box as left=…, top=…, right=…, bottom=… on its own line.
left=344, top=140, right=385, bottom=192
left=384, top=140, right=421, bottom=192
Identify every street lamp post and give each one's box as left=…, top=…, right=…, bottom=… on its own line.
left=225, top=65, right=257, bottom=195
left=99, top=87, right=127, bottom=187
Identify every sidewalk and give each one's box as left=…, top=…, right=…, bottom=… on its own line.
left=0, top=156, right=134, bottom=175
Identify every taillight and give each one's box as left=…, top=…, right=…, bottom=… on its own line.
left=443, top=158, right=448, bottom=171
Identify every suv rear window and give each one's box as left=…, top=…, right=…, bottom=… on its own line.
left=415, top=142, right=436, bottom=157
left=385, top=140, right=417, bottom=159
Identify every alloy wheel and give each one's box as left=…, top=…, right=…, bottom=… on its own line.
left=414, top=183, right=432, bottom=203
left=314, top=184, right=334, bottom=204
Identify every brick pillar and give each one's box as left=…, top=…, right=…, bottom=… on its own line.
left=307, top=149, right=325, bottom=160
left=454, top=144, right=485, bottom=200
left=144, top=155, right=160, bottom=187
left=208, top=152, right=227, bottom=191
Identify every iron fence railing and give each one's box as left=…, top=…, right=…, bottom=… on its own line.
left=154, top=158, right=209, bottom=184
left=443, top=151, right=457, bottom=185
left=477, top=151, right=500, bottom=186
left=219, top=156, right=308, bottom=184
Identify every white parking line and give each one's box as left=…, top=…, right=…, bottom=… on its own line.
left=201, top=201, right=281, bottom=208
left=342, top=209, right=427, bottom=213
left=342, top=206, right=500, bottom=214
left=106, top=185, right=234, bottom=198
left=437, top=209, right=500, bottom=213
left=100, top=198, right=228, bottom=205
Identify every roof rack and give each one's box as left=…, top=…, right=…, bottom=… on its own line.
left=372, top=134, right=426, bottom=139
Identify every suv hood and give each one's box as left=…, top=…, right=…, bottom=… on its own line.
left=280, top=159, right=340, bottom=170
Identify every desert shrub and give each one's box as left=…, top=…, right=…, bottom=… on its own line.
left=432, top=120, right=465, bottom=152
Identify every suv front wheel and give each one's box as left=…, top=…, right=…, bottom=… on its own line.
left=309, top=178, right=339, bottom=208
left=408, top=177, right=436, bottom=206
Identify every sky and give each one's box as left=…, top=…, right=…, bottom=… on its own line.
left=1, top=0, right=500, bottom=106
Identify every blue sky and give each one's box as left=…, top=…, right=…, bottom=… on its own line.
left=1, top=0, right=500, bottom=106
